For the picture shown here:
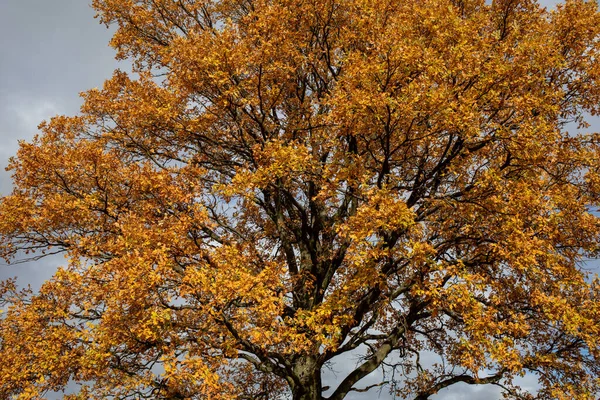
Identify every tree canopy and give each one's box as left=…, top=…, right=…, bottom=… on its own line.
left=1, top=0, right=600, bottom=399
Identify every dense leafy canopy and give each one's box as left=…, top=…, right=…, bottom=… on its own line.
left=1, top=0, right=600, bottom=399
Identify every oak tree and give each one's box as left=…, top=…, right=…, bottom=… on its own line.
left=1, top=0, right=600, bottom=399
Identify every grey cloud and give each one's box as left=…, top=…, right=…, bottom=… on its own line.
left=0, top=0, right=122, bottom=287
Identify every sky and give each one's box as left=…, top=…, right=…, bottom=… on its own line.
left=0, top=0, right=586, bottom=399
left=0, top=0, right=124, bottom=290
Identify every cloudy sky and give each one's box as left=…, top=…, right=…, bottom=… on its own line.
left=0, top=0, right=589, bottom=399
left=0, top=0, right=125, bottom=290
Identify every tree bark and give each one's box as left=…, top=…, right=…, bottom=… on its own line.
left=292, top=355, right=322, bottom=400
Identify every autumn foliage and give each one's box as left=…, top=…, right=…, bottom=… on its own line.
left=1, top=0, right=600, bottom=398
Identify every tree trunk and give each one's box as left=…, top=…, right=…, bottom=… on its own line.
left=292, top=355, right=322, bottom=400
